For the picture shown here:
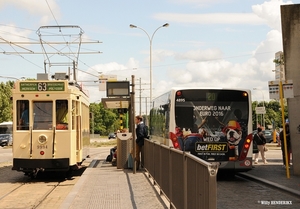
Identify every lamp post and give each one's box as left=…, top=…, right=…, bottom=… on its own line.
left=129, top=23, right=169, bottom=108
left=253, top=88, right=265, bottom=128
left=0, top=76, right=25, bottom=80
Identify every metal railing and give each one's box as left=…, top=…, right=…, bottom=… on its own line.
left=144, top=139, right=218, bottom=209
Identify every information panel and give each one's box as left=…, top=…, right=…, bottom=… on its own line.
left=20, top=82, right=65, bottom=92
left=268, top=80, right=294, bottom=99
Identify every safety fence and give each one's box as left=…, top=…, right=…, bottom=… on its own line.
left=144, top=139, right=218, bottom=209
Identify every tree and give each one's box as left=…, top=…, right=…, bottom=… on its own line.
left=90, top=102, right=120, bottom=135
left=252, top=100, right=288, bottom=130
left=273, top=53, right=284, bottom=65
left=0, top=81, right=13, bottom=122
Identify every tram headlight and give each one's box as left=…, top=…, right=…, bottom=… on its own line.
left=38, top=135, right=47, bottom=144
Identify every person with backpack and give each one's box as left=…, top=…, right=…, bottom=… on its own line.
left=280, top=123, right=291, bottom=168
left=133, top=115, right=146, bottom=170
left=253, top=127, right=268, bottom=164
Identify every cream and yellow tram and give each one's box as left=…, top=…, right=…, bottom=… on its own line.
left=11, top=74, right=90, bottom=177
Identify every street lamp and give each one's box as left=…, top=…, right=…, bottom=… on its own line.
left=0, top=75, right=25, bottom=80
left=253, top=88, right=265, bottom=128
left=129, top=23, right=169, bottom=108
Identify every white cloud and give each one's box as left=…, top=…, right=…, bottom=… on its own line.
left=253, top=29, right=282, bottom=63
left=2, top=0, right=60, bottom=25
left=175, top=48, right=223, bottom=61
left=168, top=0, right=233, bottom=7
left=78, top=59, right=153, bottom=102
left=160, top=56, right=272, bottom=99
left=154, top=13, right=267, bottom=25
left=252, top=0, right=294, bottom=31
left=150, top=0, right=293, bottom=103
left=0, top=24, right=31, bottom=42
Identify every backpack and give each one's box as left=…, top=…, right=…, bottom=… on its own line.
left=106, top=154, right=112, bottom=162
left=143, top=125, right=149, bottom=139
left=127, top=153, right=133, bottom=169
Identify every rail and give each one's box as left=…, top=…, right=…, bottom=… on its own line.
left=144, top=139, right=218, bottom=209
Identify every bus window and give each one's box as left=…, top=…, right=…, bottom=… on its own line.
left=0, top=122, right=12, bottom=134
left=56, top=100, right=68, bottom=130
left=33, top=102, right=53, bottom=130
left=17, top=100, right=29, bottom=130
left=0, top=121, right=13, bottom=146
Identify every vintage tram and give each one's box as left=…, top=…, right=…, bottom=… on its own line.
left=11, top=73, right=90, bottom=177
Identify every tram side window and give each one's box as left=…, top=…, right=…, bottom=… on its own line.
left=56, top=100, right=68, bottom=130
left=17, top=100, right=29, bottom=130
left=72, top=100, right=77, bottom=130
left=33, top=102, right=53, bottom=130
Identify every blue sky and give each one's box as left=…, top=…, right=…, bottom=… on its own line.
left=0, top=0, right=298, bottom=114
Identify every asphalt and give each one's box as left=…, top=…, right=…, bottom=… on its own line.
left=59, top=144, right=300, bottom=209
left=238, top=159, right=300, bottom=199
left=239, top=143, right=300, bottom=199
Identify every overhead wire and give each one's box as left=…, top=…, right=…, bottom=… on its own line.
left=0, top=24, right=101, bottom=78
left=0, top=36, right=43, bottom=70
left=43, top=0, right=100, bottom=77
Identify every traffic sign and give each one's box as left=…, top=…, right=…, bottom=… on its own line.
left=268, top=80, right=294, bottom=99
left=255, top=106, right=266, bottom=114
left=99, top=74, right=117, bottom=91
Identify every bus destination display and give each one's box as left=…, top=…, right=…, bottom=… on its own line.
left=20, top=82, right=65, bottom=92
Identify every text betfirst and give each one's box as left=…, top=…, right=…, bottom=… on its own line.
left=196, top=143, right=227, bottom=152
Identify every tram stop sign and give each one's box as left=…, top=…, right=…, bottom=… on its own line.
left=106, top=81, right=130, bottom=97
left=255, top=107, right=266, bottom=114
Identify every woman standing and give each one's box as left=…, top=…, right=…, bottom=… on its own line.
left=253, top=127, right=268, bottom=164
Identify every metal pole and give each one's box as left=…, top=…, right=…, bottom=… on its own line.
left=145, top=97, right=148, bottom=124
left=139, top=78, right=142, bottom=116
left=279, top=80, right=290, bottom=178
left=262, top=92, right=265, bottom=128
left=149, top=39, right=152, bottom=108
left=131, top=75, right=136, bottom=174
left=256, top=102, right=258, bottom=128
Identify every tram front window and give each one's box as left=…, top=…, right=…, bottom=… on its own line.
left=17, top=100, right=29, bottom=130
left=56, top=100, right=68, bottom=130
left=33, top=102, right=53, bottom=130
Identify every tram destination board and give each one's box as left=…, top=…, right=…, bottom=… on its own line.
left=20, top=82, right=65, bottom=92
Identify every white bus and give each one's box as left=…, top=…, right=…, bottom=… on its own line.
left=149, top=87, right=253, bottom=172
left=0, top=121, right=13, bottom=147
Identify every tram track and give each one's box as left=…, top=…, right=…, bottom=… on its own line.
left=0, top=183, right=25, bottom=201
left=0, top=181, right=63, bottom=209
left=0, top=165, right=81, bottom=209
left=31, top=181, right=62, bottom=209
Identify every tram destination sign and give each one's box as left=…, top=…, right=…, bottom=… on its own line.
left=20, top=82, right=65, bottom=92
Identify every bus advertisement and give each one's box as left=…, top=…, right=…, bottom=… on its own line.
left=150, top=88, right=253, bottom=171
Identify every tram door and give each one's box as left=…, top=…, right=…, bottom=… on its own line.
left=71, top=100, right=82, bottom=162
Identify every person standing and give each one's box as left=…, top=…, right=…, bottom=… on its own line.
left=253, top=127, right=268, bottom=164
left=19, top=102, right=29, bottom=130
left=134, top=115, right=145, bottom=170
left=280, top=123, right=291, bottom=168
